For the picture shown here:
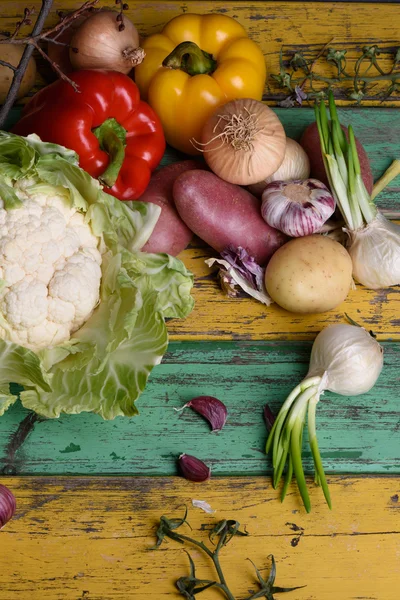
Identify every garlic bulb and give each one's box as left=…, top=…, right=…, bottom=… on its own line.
left=307, top=323, right=384, bottom=396
left=261, top=178, right=336, bottom=237
left=248, top=138, right=310, bottom=197
left=345, top=213, right=400, bottom=289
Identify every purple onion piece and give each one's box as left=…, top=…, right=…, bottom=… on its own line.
left=220, top=246, right=265, bottom=292
left=263, top=403, right=276, bottom=431
left=178, top=454, right=211, bottom=482
left=185, top=396, right=228, bottom=432
left=0, top=483, right=16, bottom=529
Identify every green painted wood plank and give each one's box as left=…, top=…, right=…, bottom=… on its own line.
left=6, top=107, right=400, bottom=210
left=0, top=341, right=398, bottom=476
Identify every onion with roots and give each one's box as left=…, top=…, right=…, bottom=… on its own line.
left=69, top=10, right=144, bottom=74
left=197, top=98, right=287, bottom=186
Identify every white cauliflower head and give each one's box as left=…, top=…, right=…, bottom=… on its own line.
left=0, top=185, right=102, bottom=349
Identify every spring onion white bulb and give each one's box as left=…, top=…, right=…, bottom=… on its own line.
left=315, top=92, right=400, bottom=290
left=266, top=323, right=383, bottom=512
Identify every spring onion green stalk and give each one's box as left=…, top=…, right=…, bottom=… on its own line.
left=315, top=92, right=400, bottom=290
left=266, top=323, right=383, bottom=512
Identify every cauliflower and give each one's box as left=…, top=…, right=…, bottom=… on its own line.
left=0, top=186, right=102, bottom=349
left=0, top=132, right=194, bottom=421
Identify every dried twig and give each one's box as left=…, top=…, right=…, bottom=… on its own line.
left=0, top=0, right=99, bottom=128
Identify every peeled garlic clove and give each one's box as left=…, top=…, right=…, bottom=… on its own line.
left=261, top=179, right=336, bottom=237
left=0, top=483, right=16, bottom=529
left=186, top=396, right=227, bottom=431
left=178, top=454, right=211, bottom=482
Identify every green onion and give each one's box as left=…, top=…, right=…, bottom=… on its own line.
left=266, top=324, right=383, bottom=512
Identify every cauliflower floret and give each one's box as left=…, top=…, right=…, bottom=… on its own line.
left=2, top=278, right=48, bottom=329
left=0, top=187, right=102, bottom=350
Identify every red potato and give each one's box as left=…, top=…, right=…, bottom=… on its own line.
left=300, top=122, right=374, bottom=195
left=173, top=170, right=288, bottom=265
left=138, top=160, right=203, bottom=255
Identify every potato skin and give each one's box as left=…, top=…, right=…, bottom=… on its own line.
left=300, top=122, right=373, bottom=195
left=0, top=40, right=36, bottom=103
left=139, top=161, right=203, bottom=255
left=173, top=170, right=287, bottom=265
left=265, top=235, right=353, bottom=314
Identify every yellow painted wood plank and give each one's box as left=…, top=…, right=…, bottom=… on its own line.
left=0, top=2, right=399, bottom=341
left=0, top=1, right=399, bottom=106
left=167, top=241, right=400, bottom=341
left=0, top=476, right=399, bottom=599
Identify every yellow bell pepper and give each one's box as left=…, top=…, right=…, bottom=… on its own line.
left=135, top=13, right=267, bottom=155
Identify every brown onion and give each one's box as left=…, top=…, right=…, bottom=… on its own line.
left=69, top=10, right=144, bottom=74
left=47, top=15, right=87, bottom=74
left=197, top=98, right=286, bottom=186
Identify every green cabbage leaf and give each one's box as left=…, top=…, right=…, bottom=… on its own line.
left=0, top=132, right=194, bottom=419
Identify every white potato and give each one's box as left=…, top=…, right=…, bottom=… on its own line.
left=265, top=235, right=353, bottom=314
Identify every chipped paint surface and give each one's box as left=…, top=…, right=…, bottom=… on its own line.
left=0, top=476, right=399, bottom=599
left=1, top=341, right=399, bottom=476
left=0, top=3, right=399, bottom=599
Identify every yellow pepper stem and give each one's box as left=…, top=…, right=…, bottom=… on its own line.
left=162, top=41, right=217, bottom=76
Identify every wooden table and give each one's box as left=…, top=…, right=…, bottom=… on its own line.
left=0, top=2, right=399, bottom=599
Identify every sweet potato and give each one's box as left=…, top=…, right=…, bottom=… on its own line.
left=300, top=122, right=374, bottom=195
left=173, top=170, right=288, bottom=265
left=139, top=160, right=203, bottom=255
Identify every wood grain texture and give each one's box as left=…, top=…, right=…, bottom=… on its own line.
left=0, top=476, right=399, bottom=600
left=2, top=1, right=399, bottom=106
left=1, top=7, right=400, bottom=342
left=1, top=341, right=399, bottom=476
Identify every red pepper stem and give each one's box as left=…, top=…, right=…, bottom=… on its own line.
left=93, top=118, right=127, bottom=188
left=162, top=41, right=217, bottom=76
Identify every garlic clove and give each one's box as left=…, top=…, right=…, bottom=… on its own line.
left=178, top=454, right=211, bottom=482
left=0, top=483, right=16, bottom=529
left=263, top=403, right=276, bottom=431
left=183, top=396, right=228, bottom=431
left=261, top=178, right=336, bottom=237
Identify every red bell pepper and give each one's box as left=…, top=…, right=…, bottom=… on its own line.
left=13, top=70, right=166, bottom=201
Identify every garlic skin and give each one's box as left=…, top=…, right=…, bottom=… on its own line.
left=178, top=454, right=211, bottom=482
left=261, top=178, right=336, bottom=237
left=182, top=396, right=228, bottom=432
left=345, top=212, right=400, bottom=289
left=248, top=138, right=310, bottom=197
left=307, top=323, right=383, bottom=396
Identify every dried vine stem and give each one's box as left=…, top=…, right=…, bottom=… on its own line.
left=273, top=43, right=400, bottom=106
left=0, top=0, right=99, bottom=128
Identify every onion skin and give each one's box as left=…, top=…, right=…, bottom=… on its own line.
left=345, top=212, right=400, bottom=290
left=307, top=323, right=383, bottom=396
left=248, top=138, right=310, bottom=197
left=200, top=98, right=286, bottom=186
left=47, top=15, right=87, bottom=74
left=69, top=11, right=143, bottom=74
